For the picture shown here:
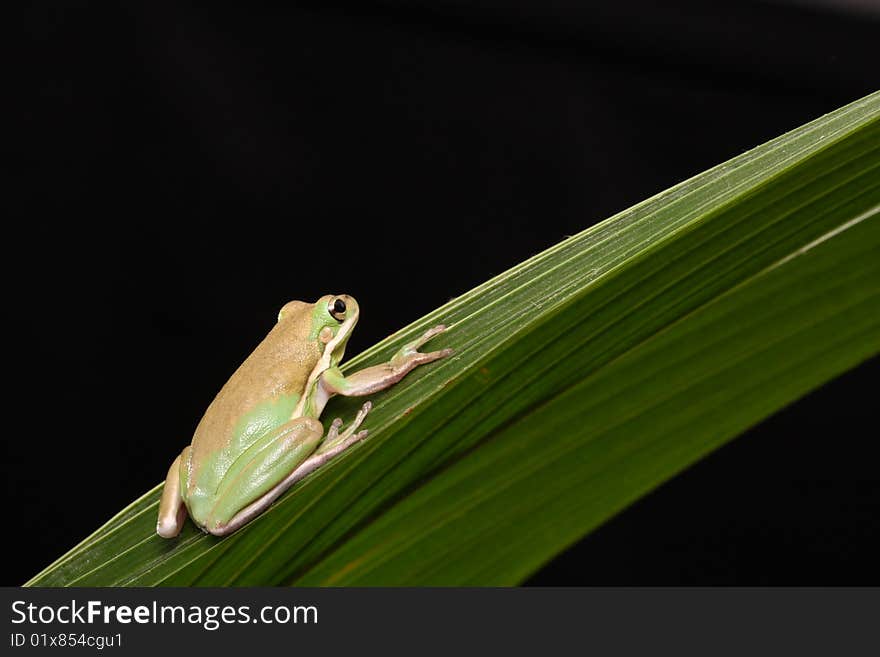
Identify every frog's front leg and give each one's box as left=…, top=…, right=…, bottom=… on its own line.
left=320, top=324, right=453, bottom=398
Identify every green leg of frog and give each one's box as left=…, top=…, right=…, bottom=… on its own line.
left=202, top=402, right=371, bottom=536
left=198, top=417, right=324, bottom=535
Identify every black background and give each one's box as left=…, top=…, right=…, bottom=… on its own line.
left=10, top=0, right=880, bottom=586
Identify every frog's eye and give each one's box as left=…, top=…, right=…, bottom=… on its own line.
left=329, top=297, right=346, bottom=322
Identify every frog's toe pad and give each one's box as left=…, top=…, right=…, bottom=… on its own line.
left=341, top=429, right=368, bottom=450
left=354, top=401, right=372, bottom=424
left=326, top=417, right=345, bottom=442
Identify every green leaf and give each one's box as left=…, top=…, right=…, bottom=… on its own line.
left=26, top=91, right=880, bottom=586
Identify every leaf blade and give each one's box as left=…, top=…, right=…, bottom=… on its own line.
left=297, top=211, right=879, bottom=584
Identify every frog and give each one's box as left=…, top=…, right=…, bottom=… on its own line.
left=156, top=294, right=452, bottom=538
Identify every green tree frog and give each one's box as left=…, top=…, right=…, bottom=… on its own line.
left=157, top=294, right=452, bottom=538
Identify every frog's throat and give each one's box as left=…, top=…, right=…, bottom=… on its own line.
left=291, top=320, right=352, bottom=419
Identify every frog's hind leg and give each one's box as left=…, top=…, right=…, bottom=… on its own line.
left=157, top=447, right=191, bottom=538
left=204, top=418, right=324, bottom=536
left=267, top=401, right=371, bottom=489
left=210, top=404, right=372, bottom=536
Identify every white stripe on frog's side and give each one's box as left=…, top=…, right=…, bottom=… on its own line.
left=290, top=311, right=356, bottom=420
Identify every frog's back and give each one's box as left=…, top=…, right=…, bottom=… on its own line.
left=184, top=302, right=322, bottom=505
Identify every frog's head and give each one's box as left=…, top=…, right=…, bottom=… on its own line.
left=311, top=294, right=359, bottom=367
left=276, top=294, right=359, bottom=369
left=307, top=294, right=360, bottom=366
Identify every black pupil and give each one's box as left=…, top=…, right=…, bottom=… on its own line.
left=333, top=299, right=346, bottom=316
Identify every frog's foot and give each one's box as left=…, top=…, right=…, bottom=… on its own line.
left=391, top=324, right=454, bottom=370
left=413, top=324, right=448, bottom=348
left=318, top=401, right=371, bottom=455
left=157, top=448, right=190, bottom=538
